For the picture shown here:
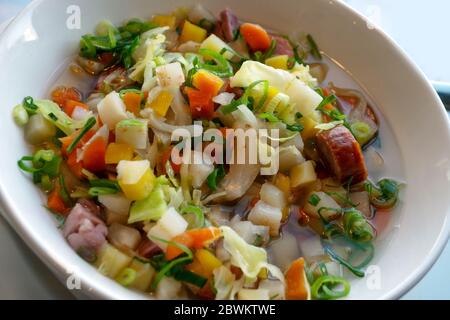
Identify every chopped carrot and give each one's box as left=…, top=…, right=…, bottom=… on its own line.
left=59, top=129, right=95, bottom=155
left=165, top=233, right=194, bottom=261
left=240, top=23, right=272, bottom=52
left=82, top=137, right=107, bottom=173
left=122, top=92, right=142, bottom=116
left=285, top=257, right=310, bottom=300
left=51, top=86, right=82, bottom=107
left=66, top=151, right=83, bottom=179
left=63, top=100, right=90, bottom=117
left=192, top=70, right=224, bottom=97
left=185, top=87, right=215, bottom=120
left=187, top=227, right=221, bottom=249
left=47, top=185, right=69, bottom=214
left=165, top=227, right=222, bottom=260
left=161, top=146, right=181, bottom=175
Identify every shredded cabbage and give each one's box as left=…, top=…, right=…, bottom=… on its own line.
left=128, top=176, right=170, bottom=223
left=213, top=266, right=236, bottom=300
left=34, top=100, right=86, bottom=135
left=230, top=61, right=323, bottom=118
left=220, top=226, right=285, bottom=284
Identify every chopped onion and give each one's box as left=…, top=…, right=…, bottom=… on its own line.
left=268, top=232, right=299, bottom=271
left=76, top=56, right=106, bottom=76
left=71, top=106, right=93, bottom=121
left=309, top=63, right=329, bottom=84
left=176, top=41, right=201, bottom=53
left=213, top=92, right=235, bottom=106
left=142, top=109, right=201, bottom=136
left=107, top=223, right=142, bottom=250
left=216, top=164, right=260, bottom=202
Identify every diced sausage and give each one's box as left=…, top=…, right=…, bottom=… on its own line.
left=272, top=35, right=294, bottom=57
left=215, top=9, right=240, bottom=42
left=316, top=125, right=368, bottom=184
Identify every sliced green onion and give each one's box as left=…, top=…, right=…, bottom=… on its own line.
left=307, top=34, right=322, bottom=59
left=258, top=112, right=280, bottom=123
left=40, top=175, right=54, bottom=192
left=13, top=104, right=29, bottom=126
left=311, top=275, right=350, bottom=300
left=365, top=178, right=400, bottom=209
left=23, top=96, right=38, bottom=115
left=88, top=179, right=120, bottom=196
left=116, top=268, right=137, bottom=287
left=181, top=205, right=205, bottom=229
left=165, top=161, right=179, bottom=188
left=148, top=236, right=194, bottom=290
left=198, top=48, right=233, bottom=78
left=285, top=123, right=304, bottom=132
left=325, top=191, right=357, bottom=207
left=59, top=175, right=72, bottom=206
left=308, top=194, right=321, bottom=206
left=207, top=164, right=226, bottom=191
left=343, top=208, right=375, bottom=243
left=351, top=121, right=372, bottom=145
left=18, top=156, right=40, bottom=173
left=316, top=94, right=337, bottom=110
left=66, top=117, right=97, bottom=153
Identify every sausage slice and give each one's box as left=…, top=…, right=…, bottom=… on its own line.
left=316, top=125, right=368, bottom=184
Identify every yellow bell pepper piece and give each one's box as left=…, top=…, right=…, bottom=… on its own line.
left=152, top=15, right=176, bottom=29
left=179, top=20, right=207, bottom=44
left=299, top=116, right=319, bottom=140
left=119, top=169, right=155, bottom=201
left=265, top=55, right=289, bottom=70
left=117, top=160, right=156, bottom=201
left=189, top=249, right=222, bottom=278
left=149, top=90, right=173, bottom=117
left=105, top=143, right=134, bottom=164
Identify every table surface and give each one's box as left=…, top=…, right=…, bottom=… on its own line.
left=0, top=0, right=449, bottom=300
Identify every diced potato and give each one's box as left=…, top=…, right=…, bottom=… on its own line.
left=290, top=161, right=317, bottom=188
left=105, top=143, right=134, bottom=164
left=117, top=160, right=155, bottom=201
left=155, top=62, right=185, bottom=88
left=98, top=193, right=132, bottom=216
left=152, top=15, right=177, bottom=29
left=195, top=249, right=222, bottom=276
left=238, top=289, right=270, bottom=300
left=282, top=133, right=304, bottom=151
left=156, top=276, right=182, bottom=299
left=96, top=243, right=132, bottom=278
left=274, top=173, right=291, bottom=199
left=303, top=191, right=341, bottom=220
left=265, top=55, right=289, bottom=70
left=200, top=34, right=234, bottom=60
left=278, top=145, right=305, bottom=173
left=97, top=91, right=128, bottom=129
left=260, top=182, right=287, bottom=210
left=105, top=209, right=128, bottom=226
left=248, top=201, right=282, bottom=237
left=149, top=90, right=173, bottom=117
left=269, top=231, right=299, bottom=271
left=259, top=280, right=285, bottom=300
left=115, top=119, right=149, bottom=150
left=147, top=207, right=188, bottom=250
left=108, top=223, right=142, bottom=250
left=179, top=20, right=207, bottom=43
left=128, top=259, right=155, bottom=292
left=25, top=114, right=56, bottom=145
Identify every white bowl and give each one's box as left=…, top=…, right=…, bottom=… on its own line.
left=0, top=0, right=449, bottom=300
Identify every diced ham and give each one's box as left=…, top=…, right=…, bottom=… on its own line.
left=136, top=238, right=162, bottom=259
left=272, top=35, right=294, bottom=57
left=214, top=9, right=240, bottom=42
left=316, top=125, right=368, bottom=184
left=63, top=201, right=107, bottom=252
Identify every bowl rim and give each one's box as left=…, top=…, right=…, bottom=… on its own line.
left=0, top=0, right=449, bottom=300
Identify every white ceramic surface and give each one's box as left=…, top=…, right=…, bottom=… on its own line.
left=0, top=0, right=449, bottom=300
